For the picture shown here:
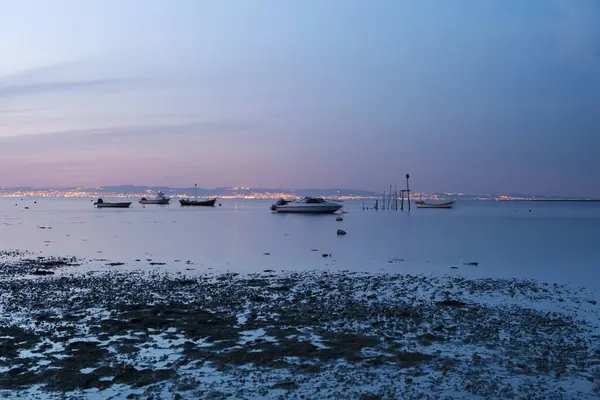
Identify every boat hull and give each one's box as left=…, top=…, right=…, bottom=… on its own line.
left=273, top=205, right=342, bottom=213
left=139, top=199, right=170, bottom=205
left=95, top=202, right=131, bottom=208
left=415, top=201, right=454, bottom=209
left=180, top=198, right=216, bottom=207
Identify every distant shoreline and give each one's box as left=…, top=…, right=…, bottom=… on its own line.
left=495, top=199, right=600, bottom=203
left=1, top=195, right=600, bottom=202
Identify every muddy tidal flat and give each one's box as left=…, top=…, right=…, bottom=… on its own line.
left=1, top=251, right=599, bottom=399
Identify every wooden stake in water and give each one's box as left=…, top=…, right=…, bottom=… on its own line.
left=400, top=190, right=404, bottom=211
left=406, top=174, right=411, bottom=211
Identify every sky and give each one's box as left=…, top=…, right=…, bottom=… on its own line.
left=0, top=1, right=599, bottom=196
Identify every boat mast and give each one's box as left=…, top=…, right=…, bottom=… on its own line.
left=195, top=184, right=198, bottom=200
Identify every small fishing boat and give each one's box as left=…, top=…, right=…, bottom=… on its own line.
left=180, top=198, right=217, bottom=207
left=415, top=201, right=455, bottom=209
left=94, top=198, right=132, bottom=208
left=139, top=191, right=170, bottom=205
left=180, top=184, right=217, bottom=207
left=271, top=197, right=343, bottom=213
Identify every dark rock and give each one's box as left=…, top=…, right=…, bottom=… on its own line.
left=436, top=300, right=467, bottom=308
left=359, top=394, right=381, bottom=400
left=32, top=269, right=55, bottom=276
left=273, top=380, right=297, bottom=390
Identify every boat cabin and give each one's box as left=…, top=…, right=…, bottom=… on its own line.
left=301, top=197, right=326, bottom=204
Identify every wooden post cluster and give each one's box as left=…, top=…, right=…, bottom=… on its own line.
left=376, top=174, right=411, bottom=211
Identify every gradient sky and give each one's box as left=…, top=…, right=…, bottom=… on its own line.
left=1, top=1, right=599, bottom=195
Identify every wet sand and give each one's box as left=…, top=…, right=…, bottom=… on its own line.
left=1, top=251, right=599, bottom=399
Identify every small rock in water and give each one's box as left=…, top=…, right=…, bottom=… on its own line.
left=32, top=269, right=55, bottom=276
left=337, top=229, right=347, bottom=235
left=464, top=261, right=479, bottom=266
left=450, top=266, right=458, bottom=269
left=322, top=253, right=331, bottom=258
left=263, top=252, right=271, bottom=256
left=336, top=217, right=343, bottom=222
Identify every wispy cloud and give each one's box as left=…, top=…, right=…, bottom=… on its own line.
left=0, top=78, right=134, bottom=98
left=0, top=119, right=261, bottom=147
left=0, top=60, right=80, bottom=82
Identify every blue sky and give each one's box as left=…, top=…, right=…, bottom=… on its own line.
left=0, top=1, right=599, bottom=195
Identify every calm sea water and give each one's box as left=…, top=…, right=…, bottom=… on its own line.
left=2, top=198, right=599, bottom=290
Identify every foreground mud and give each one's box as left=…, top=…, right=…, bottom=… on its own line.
left=1, top=252, right=599, bottom=399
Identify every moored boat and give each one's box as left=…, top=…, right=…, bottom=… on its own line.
left=140, top=191, right=170, bottom=205
left=179, top=184, right=217, bottom=207
left=415, top=201, right=454, bottom=209
left=94, top=198, right=132, bottom=208
left=271, top=197, right=343, bottom=213
left=179, top=198, right=217, bottom=207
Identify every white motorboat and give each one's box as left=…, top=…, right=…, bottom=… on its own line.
left=139, top=191, right=171, bottom=205
left=271, top=197, right=343, bottom=213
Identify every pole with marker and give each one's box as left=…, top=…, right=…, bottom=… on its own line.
left=406, top=174, right=410, bottom=211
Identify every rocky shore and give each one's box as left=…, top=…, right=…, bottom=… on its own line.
left=1, top=251, right=599, bottom=399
